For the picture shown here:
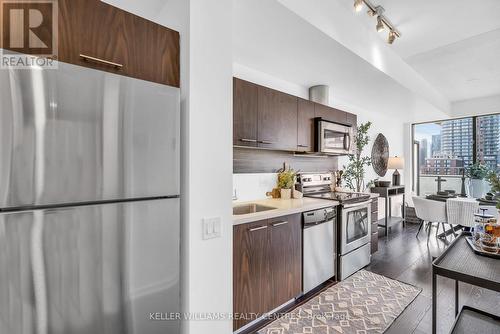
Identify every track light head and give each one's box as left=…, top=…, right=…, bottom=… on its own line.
left=376, top=16, right=384, bottom=32
left=388, top=31, right=396, bottom=44
left=354, top=0, right=364, bottom=12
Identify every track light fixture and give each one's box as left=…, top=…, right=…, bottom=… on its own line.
left=376, top=16, right=384, bottom=32
left=352, top=0, right=401, bottom=44
left=354, top=0, right=364, bottom=12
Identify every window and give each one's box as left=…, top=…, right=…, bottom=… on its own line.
left=413, top=118, right=474, bottom=194
left=412, top=114, right=500, bottom=195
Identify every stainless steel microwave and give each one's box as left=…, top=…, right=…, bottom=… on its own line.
left=316, top=118, right=354, bottom=155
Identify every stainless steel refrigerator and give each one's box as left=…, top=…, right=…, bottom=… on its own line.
left=0, top=59, right=180, bottom=334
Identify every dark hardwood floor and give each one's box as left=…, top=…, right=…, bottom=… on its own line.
left=368, top=222, right=500, bottom=334
left=241, top=222, right=500, bottom=334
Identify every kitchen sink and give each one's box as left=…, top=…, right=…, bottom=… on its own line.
left=233, top=204, right=277, bottom=215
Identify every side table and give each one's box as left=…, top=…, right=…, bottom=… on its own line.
left=370, top=185, right=406, bottom=236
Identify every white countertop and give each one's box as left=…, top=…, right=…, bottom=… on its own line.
left=233, top=197, right=339, bottom=225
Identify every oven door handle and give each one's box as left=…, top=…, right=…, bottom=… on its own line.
left=342, top=200, right=372, bottom=209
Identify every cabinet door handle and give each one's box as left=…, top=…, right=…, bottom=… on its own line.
left=249, top=225, right=268, bottom=232
left=259, top=140, right=275, bottom=144
left=344, top=134, right=351, bottom=151
left=240, top=138, right=257, bottom=143
left=297, top=144, right=309, bottom=148
left=80, top=54, right=123, bottom=69
left=272, top=221, right=288, bottom=227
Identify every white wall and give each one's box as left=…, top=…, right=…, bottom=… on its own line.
left=183, top=1, right=233, bottom=334
left=233, top=173, right=278, bottom=202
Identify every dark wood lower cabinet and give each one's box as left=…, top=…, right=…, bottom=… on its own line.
left=371, top=198, right=379, bottom=254
left=233, top=214, right=302, bottom=331
left=233, top=220, right=271, bottom=330
left=269, top=215, right=302, bottom=309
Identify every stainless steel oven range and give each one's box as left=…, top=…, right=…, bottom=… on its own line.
left=297, top=173, right=372, bottom=280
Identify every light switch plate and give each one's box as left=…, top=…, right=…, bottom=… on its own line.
left=202, top=217, right=222, bottom=240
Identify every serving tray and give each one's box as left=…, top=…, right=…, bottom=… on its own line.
left=477, top=198, right=498, bottom=206
left=465, top=234, right=500, bottom=259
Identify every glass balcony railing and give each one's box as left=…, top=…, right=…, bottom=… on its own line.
left=419, top=175, right=466, bottom=196
left=418, top=175, right=492, bottom=197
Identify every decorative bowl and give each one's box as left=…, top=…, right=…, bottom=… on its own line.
left=375, top=181, right=391, bottom=187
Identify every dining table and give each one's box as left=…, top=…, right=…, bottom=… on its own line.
left=424, top=195, right=498, bottom=238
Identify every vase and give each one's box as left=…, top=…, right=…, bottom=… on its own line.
left=280, top=189, right=292, bottom=199
left=469, top=179, right=490, bottom=199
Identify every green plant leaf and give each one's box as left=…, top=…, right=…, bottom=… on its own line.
left=342, top=122, right=372, bottom=192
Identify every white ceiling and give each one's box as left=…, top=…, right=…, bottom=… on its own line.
left=233, top=0, right=449, bottom=122
left=354, top=0, right=500, bottom=102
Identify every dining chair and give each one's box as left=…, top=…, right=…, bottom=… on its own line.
left=412, top=196, right=452, bottom=241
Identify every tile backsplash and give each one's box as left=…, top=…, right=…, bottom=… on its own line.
left=233, top=173, right=278, bottom=202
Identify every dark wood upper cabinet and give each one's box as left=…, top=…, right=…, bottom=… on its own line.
left=58, top=0, right=180, bottom=87
left=232, top=78, right=358, bottom=154
left=233, top=220, right=271, bottom=331
left=346, top=112, right=358, bottom=127
left=233, top=78, right=259, bottom=147
left=258, top=86, right=298, bottom=151
left=314, top=103, right=347, bottom=124
left=268, top=214, right=302, bottom=309
left=297, top=99, right=315, bottom=152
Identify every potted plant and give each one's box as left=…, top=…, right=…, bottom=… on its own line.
left=277, top=168, right=297, bottom=199
left=365, top=178, right=378, bottom=192
left=467, top=162, right=490, bottom=198
left=342, top=122, right=372, bottom=192
left=486, top=171, right=500, bottom=215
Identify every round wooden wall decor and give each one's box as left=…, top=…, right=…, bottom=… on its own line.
left=371, top=133, right=389, bottom=177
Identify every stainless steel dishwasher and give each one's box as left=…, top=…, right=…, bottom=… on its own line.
left=303, top=206, right=336, bottom=293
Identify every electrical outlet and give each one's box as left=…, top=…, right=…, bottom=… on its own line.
left=202, top=217, right=222, bottom=240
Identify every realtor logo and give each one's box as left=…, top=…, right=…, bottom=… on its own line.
left=0, top=0, right=58, bottom=68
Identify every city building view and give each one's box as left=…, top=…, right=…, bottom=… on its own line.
left=441, top=118, right=473, bottom=168
left=477, top=115, right=500, bottom=172
left=414, top=114, right=500, bottom=194
left=421, top=154, right=464, bottom=176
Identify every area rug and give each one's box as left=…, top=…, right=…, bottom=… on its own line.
left=257, top=270, right=421, bottom=334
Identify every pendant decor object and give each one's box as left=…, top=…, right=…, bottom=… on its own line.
left=371, top=134, right=389, bottom=177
